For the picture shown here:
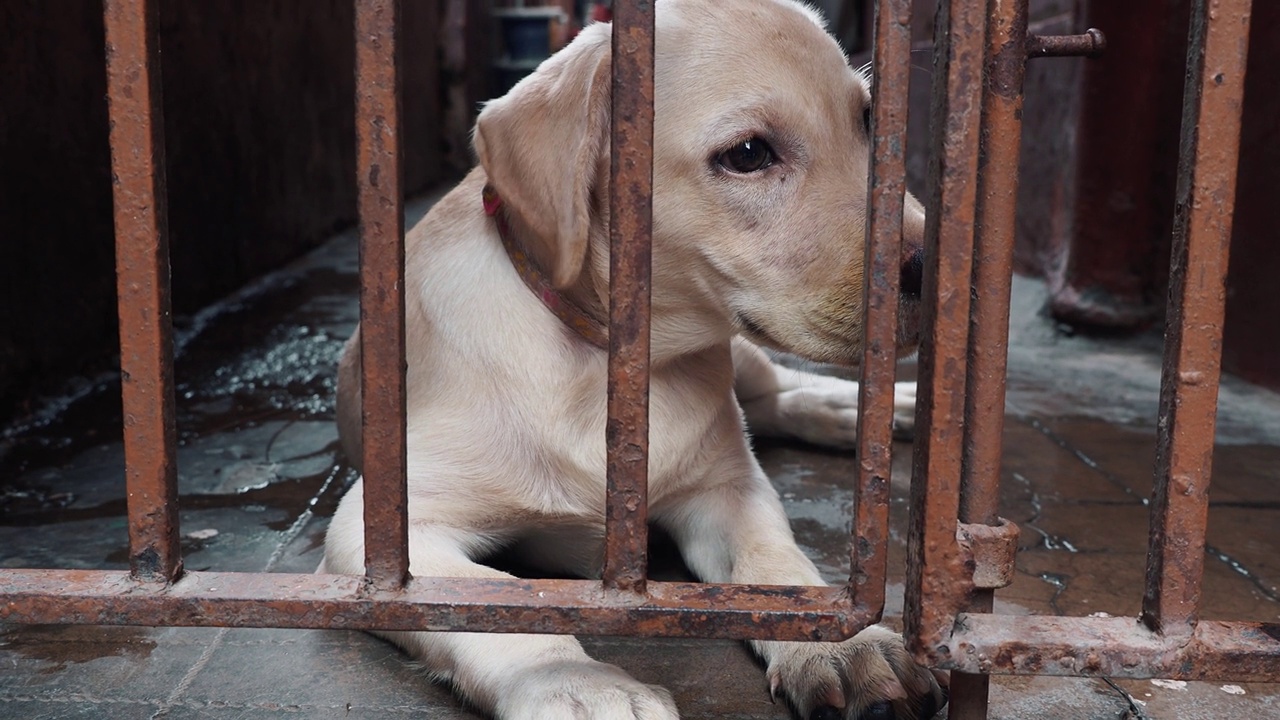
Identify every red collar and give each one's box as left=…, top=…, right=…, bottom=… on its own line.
left=482, top=185, right=609, bottom=349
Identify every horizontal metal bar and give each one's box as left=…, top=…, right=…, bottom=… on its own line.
left=945, top=614, right=1280, bottom=682
left=0, top=570, right=864, bottom=641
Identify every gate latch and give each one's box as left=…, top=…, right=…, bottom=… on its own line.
left=957, top=518, right=1021, bottom=590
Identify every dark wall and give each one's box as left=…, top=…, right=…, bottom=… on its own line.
left=1222, top=1, right=1280, bottom=391
left=0, top=0, right=462, bottom=419
left=0, top=2, right=116, bottom=416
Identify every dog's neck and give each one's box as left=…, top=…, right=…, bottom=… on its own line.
left=483, top=185, right=610, bottom=349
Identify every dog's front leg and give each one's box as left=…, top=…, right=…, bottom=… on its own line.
left=658, top=468, right=945, bottom=720
left=322, top=480, right=679, bottom=720
left=731, top=337, right=916, bottom=448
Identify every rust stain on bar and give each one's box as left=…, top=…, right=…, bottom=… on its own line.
left=904, top=0, right=987, bottom=665
left=602, top=0, right=656, bottom=595
left=946, top=2, right=1030, bottom=713
left=962, top=0, right=1027, bottom=542
left=946, top=614, right=1280, bottom=682
left=1143, top=0, right=1252, bottom=636
left=104, top=0, right=182, bottom=584
left=0, top=569, right=869, bottom=642
left=851, top=0, right=913, bottom=621
left=356, top=0, right=410, bottom=590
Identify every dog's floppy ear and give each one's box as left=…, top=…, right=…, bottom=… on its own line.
left=474, top=26, right=612, bottom=290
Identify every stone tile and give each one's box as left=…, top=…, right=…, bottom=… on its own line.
left=0, top=624, right=210, bottom=706
left=0, top=699, right=158, bottom=720
left=584, top=637, right=789, bottom=720
left=1108, top=676, right=1280, bottom=720
left=175, top=628, right=463, bottom=716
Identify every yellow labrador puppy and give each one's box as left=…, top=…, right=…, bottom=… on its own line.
left=322, top=0, right=939, bottom=718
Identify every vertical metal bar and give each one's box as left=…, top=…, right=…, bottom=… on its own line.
left=356, top=0, right=410, bottom=589
left=851, top=0, right=913, bottom=617
left=950, top=0, right=1031, bottom=715
left=601, top=0, right=656, bottom=595
left=104, top=0, right=182, bottom=584
left=962, top=0, right=1027, bottom=533
left=903, top=0, right=987, bottom=661
left=1143, top=0, right=1252, bottom=636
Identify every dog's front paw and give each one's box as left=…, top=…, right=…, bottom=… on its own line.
left=764, top=626, right=946, bottom=720
left=763, top=379, right=916, bottom=449
left=498, top=659, right=680, bottom=720
left=755, top=377, right=862, bottom=450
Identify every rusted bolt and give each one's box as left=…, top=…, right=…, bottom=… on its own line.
left=1026, top=28, right=1107, bottom=59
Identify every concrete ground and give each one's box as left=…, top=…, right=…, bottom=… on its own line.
left=2, top=194, right=1279, bottom=719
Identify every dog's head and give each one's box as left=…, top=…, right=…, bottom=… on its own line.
left=475, top=0, right=925, bottom=365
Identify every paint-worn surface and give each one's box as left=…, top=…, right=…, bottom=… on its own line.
left=355, top=0, right=410, bottom=591
left=1143, top=0, right=1252, bottom=638
left=602, top=0, right=656, bottom=596
left=852, top=0, right=911, bottom=621
left=903, top=0, right=986, bottom=664
left=104, top=0, right=182, bottom=584
left=2, top=214, right=1279, bottom=717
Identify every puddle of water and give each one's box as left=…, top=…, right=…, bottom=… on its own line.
left=0, top=241, right=360, bottom=564
left=2, top=460, right=355, bottom=530
left=0, top=625, right=157, bottom=674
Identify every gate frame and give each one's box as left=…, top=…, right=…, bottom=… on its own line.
left=904, top=0, right=1277, bottom=694
left=1, top=1, right=1275, bottom=718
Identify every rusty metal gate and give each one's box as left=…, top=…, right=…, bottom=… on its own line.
left=1, top=0, right=1275, bottom=717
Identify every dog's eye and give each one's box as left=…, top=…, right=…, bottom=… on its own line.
left=863, top=106, right=873, bottom=135
left=718, top=138, right=775, bottom=173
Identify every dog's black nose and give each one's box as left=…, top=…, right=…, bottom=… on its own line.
left=900, top=248, right=924, bottom=298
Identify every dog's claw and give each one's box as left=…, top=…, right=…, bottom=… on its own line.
left=766, top=626, right=942, bottom=720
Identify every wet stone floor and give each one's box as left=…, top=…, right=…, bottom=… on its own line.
left=3, top=195, right=1279, bottom=719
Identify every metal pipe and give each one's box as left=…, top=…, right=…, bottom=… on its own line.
left=1026, top=29, right=1106, bottom=59
left=104, top=0, right=182, bottom=584
left=851, top=0, right=913, bottom=620
left=949, top=0, right=1031, bottom=714
left=356, top=0, right=410, bottom=590
left=904, top=0, right=988, bottom=664
left=602, top=0, right=656, bottom=595
left=1142, top=0, right=1253, bottom=637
